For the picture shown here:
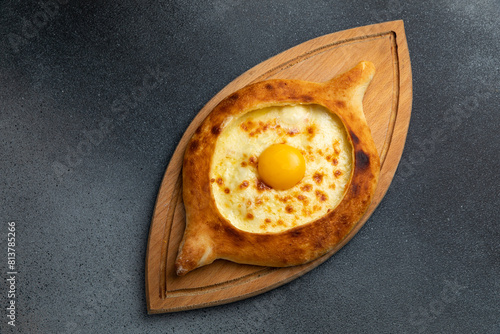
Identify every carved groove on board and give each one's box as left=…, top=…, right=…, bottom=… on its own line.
left=159, top=174, right=182, bottom=299
left=166, top=267, right=275, bottom=297
left=379, top=31, right=399, bottom=166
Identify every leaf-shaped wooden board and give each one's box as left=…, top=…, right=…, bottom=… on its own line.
left=146, top=20, right=412, bottom=313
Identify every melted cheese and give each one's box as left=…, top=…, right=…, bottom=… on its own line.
left=210, top=104, right=353, bottom=233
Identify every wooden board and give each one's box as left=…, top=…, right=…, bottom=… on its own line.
left=146, top=20, right=412, bottom=314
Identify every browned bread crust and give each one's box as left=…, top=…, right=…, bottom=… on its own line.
left=175, top=61, right=380, bottom=276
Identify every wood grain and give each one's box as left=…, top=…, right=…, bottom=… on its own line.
left=146, top=20, right=412, bottom=313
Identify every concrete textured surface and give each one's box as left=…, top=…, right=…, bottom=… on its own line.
left=1, top=0, right=499, bottom=333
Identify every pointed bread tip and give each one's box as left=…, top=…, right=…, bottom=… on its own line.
left=176, top=265, right=188, bottom=276
left=324, top=61, right=375, bottom=87
left=359, top=60, right=376, bottom=78
left=175, top=235, right=217, bottom=276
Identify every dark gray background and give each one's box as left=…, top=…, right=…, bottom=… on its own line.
left=1, top=0, right=499, bottom=333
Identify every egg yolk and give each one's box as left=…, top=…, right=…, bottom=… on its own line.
left=258, top=144, right=306, bottom=190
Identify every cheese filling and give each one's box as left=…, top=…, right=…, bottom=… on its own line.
left=210, top=104, right=353, bottom=233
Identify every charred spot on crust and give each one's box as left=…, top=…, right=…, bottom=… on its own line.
left=211, top=125, right=222, bottom=135
left=189, top=140, right=199, bottom=152
left=300, top=95, right=314, bottom=102
left=224, top=188, right=230, bottom=194
left=210, top=220, right=223, bottom=232
left=351, top=183, right=360, bottom=196
left=334, top=170, right=343, bottom=178
left=332, top=158, right=339, bottom=166
left=256, top=179, right=271, bottom=191
left=285, top=205, right=294, bottom=213
left=265, top=218, right=271, bottom=223
left=355, top=150, right=370, bottom=170
left=314, top=240, right=325, bottom=249
left=335, top=100, right=346, bottom=108
left=300, top=184, right=313, bottom=192
left=339, top=214, right=349, bottom=225
left=239, top=181, right=249, bottom=189
left=228, top=93, right=239, bottom=100
left=246, top=213, right=254, bottom=220
left=195, top=125, right=202, bottom=134
left=313, top=172, right=324, bottom=185
left=291, top=230, right=302, bottom=237
left=265, top=83, right=273, bottom=90
left=218, top=105, right=230, bottom=114
left=202, top=181, right=210, bottom=193
left=241, top=161, right=248, bottom=167
left=223, top=225, right=243, bottom=242
left=210, top=178, right=215, bottom=183
left=350, top=131, right=360, bottom=144
left=216, top=177, right=224, bottom=185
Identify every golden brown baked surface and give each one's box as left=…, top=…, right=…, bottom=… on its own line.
left=175, top=61, right=380, bottom=276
